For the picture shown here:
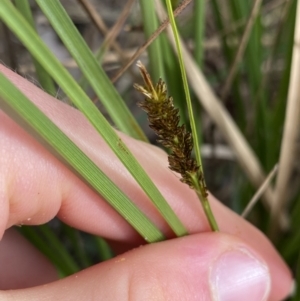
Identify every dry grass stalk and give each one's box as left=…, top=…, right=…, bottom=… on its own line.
left=242, top=164, right=278, bottom=218
left=271, top=0, right=300, bottom=231
left=111, top=0, right=192, bottom=83
left=77, top=0, right=127, bottom=59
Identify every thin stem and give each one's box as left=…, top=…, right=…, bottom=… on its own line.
left=190, top=174, right=219, bottom=231
left=242, top=164, right=278, bottom=218
left=135, top=61, right=219, bottom=232
left=196, top=190, right=219, bottom=231
left=164, top=0, right=218, bottom=231
left=154, top=0, right=288, bottom=228
left=165, top=0, right=202, bottom=171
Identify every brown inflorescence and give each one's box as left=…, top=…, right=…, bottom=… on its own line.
left=134, top=61, right=205, bottom=191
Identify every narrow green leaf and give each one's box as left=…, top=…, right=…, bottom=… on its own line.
left=36, top=0, right=146, bottom=141
left=163, top=48, right=188, bottom=125
left=38, top=224, right=81, bottom=273
left=165, top=0, right=201, bottom=171
left=193, top=0, right=206, bottom=67
left=95, top=237, right=113, bottom=261
left=192, top=0, right=206, bottom=150
left=61, top=224, right=92, bottom=268
left=269, top=0, right=297, bottom=170
left=139, top=0, right=165, bottom=80
left=0, top=71, right=164, bottom=243
left=19, top=225, right=79, bottom=276
left=210, top=0, right=245, bottom=129
left=0, top=0, right=187, bottom=237
left=165, top=0, right=219, bottom=231
left=14, top=0, right=56, bottom=96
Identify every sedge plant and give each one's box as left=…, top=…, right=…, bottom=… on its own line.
left=0, top=1, right=299, bottom=295
left=134, top=61, right=219, bottom=231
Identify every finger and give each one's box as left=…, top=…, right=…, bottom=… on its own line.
left=0, top=233, right=279, bottom=301
left=0, top=65, right=292, bottom=300
left=0, top=229, right=58, bottom=289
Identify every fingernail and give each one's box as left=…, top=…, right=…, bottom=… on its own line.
left=210, top=248, right=271, bottom=301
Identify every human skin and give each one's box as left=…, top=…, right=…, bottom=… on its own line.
left=0, top=64, right=293, bottom=300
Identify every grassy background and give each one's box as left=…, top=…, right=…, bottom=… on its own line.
left=0, top=0, right=299, bottom=299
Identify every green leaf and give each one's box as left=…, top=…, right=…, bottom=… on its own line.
left=0, top=70, right=164, bottom=243
left=0, top=0, right=187, bottom=238
left=193, top=0, right=206, bottom=67
left=139, top=0, right=165, bottom=80
left=14, top=0, right=56, bottom=96
left=165, top=0, right=219, bottom=231
left=36, top=0, right=147, bottom=141
left=19, top=225, right=79, bottom=276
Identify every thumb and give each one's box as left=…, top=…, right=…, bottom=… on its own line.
left=0, top=233, right=272, bottom=301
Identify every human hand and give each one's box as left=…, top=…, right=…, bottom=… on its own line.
left=0, top=65, right=293, bottom=300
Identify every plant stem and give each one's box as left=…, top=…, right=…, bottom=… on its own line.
left=190, top=174, right=219, bottom=231
left=135, top=61, right=219, bottom=232
left=165, top=0, right=219, bottom=231
left=165, top=0, right=201, bottom=169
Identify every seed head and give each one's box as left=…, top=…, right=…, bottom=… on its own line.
left=134, top=61, right=206, bottom=191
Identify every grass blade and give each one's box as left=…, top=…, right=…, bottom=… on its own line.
left=221, top=0, right=263, bottom=100
left=242, top=164, right=278, bottom=218
left=154, top=0, right=282, bottom=218
left=77, top=0, right=134, bottom=93
left=139, top=0, right=165, bottom=80
left=0, top=0, right=187, bottom=237
left=111, top=0, right=192, bottom=84
left=19, top=225, right=79, bottom=276
left=35, top=0, right=146, bottom=141
left=0, top=70, right=165, bottom=243
left=165, top=0, right=201, bottom=171
left=193, top=0, right=206, bottom=67
left=14, top=0, right=56, bottom=96
left=210, top=0, right=246, bottom=130
left=164, top=0, right=218, bottom=231
left=271, top=0, right=300, bottom=231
